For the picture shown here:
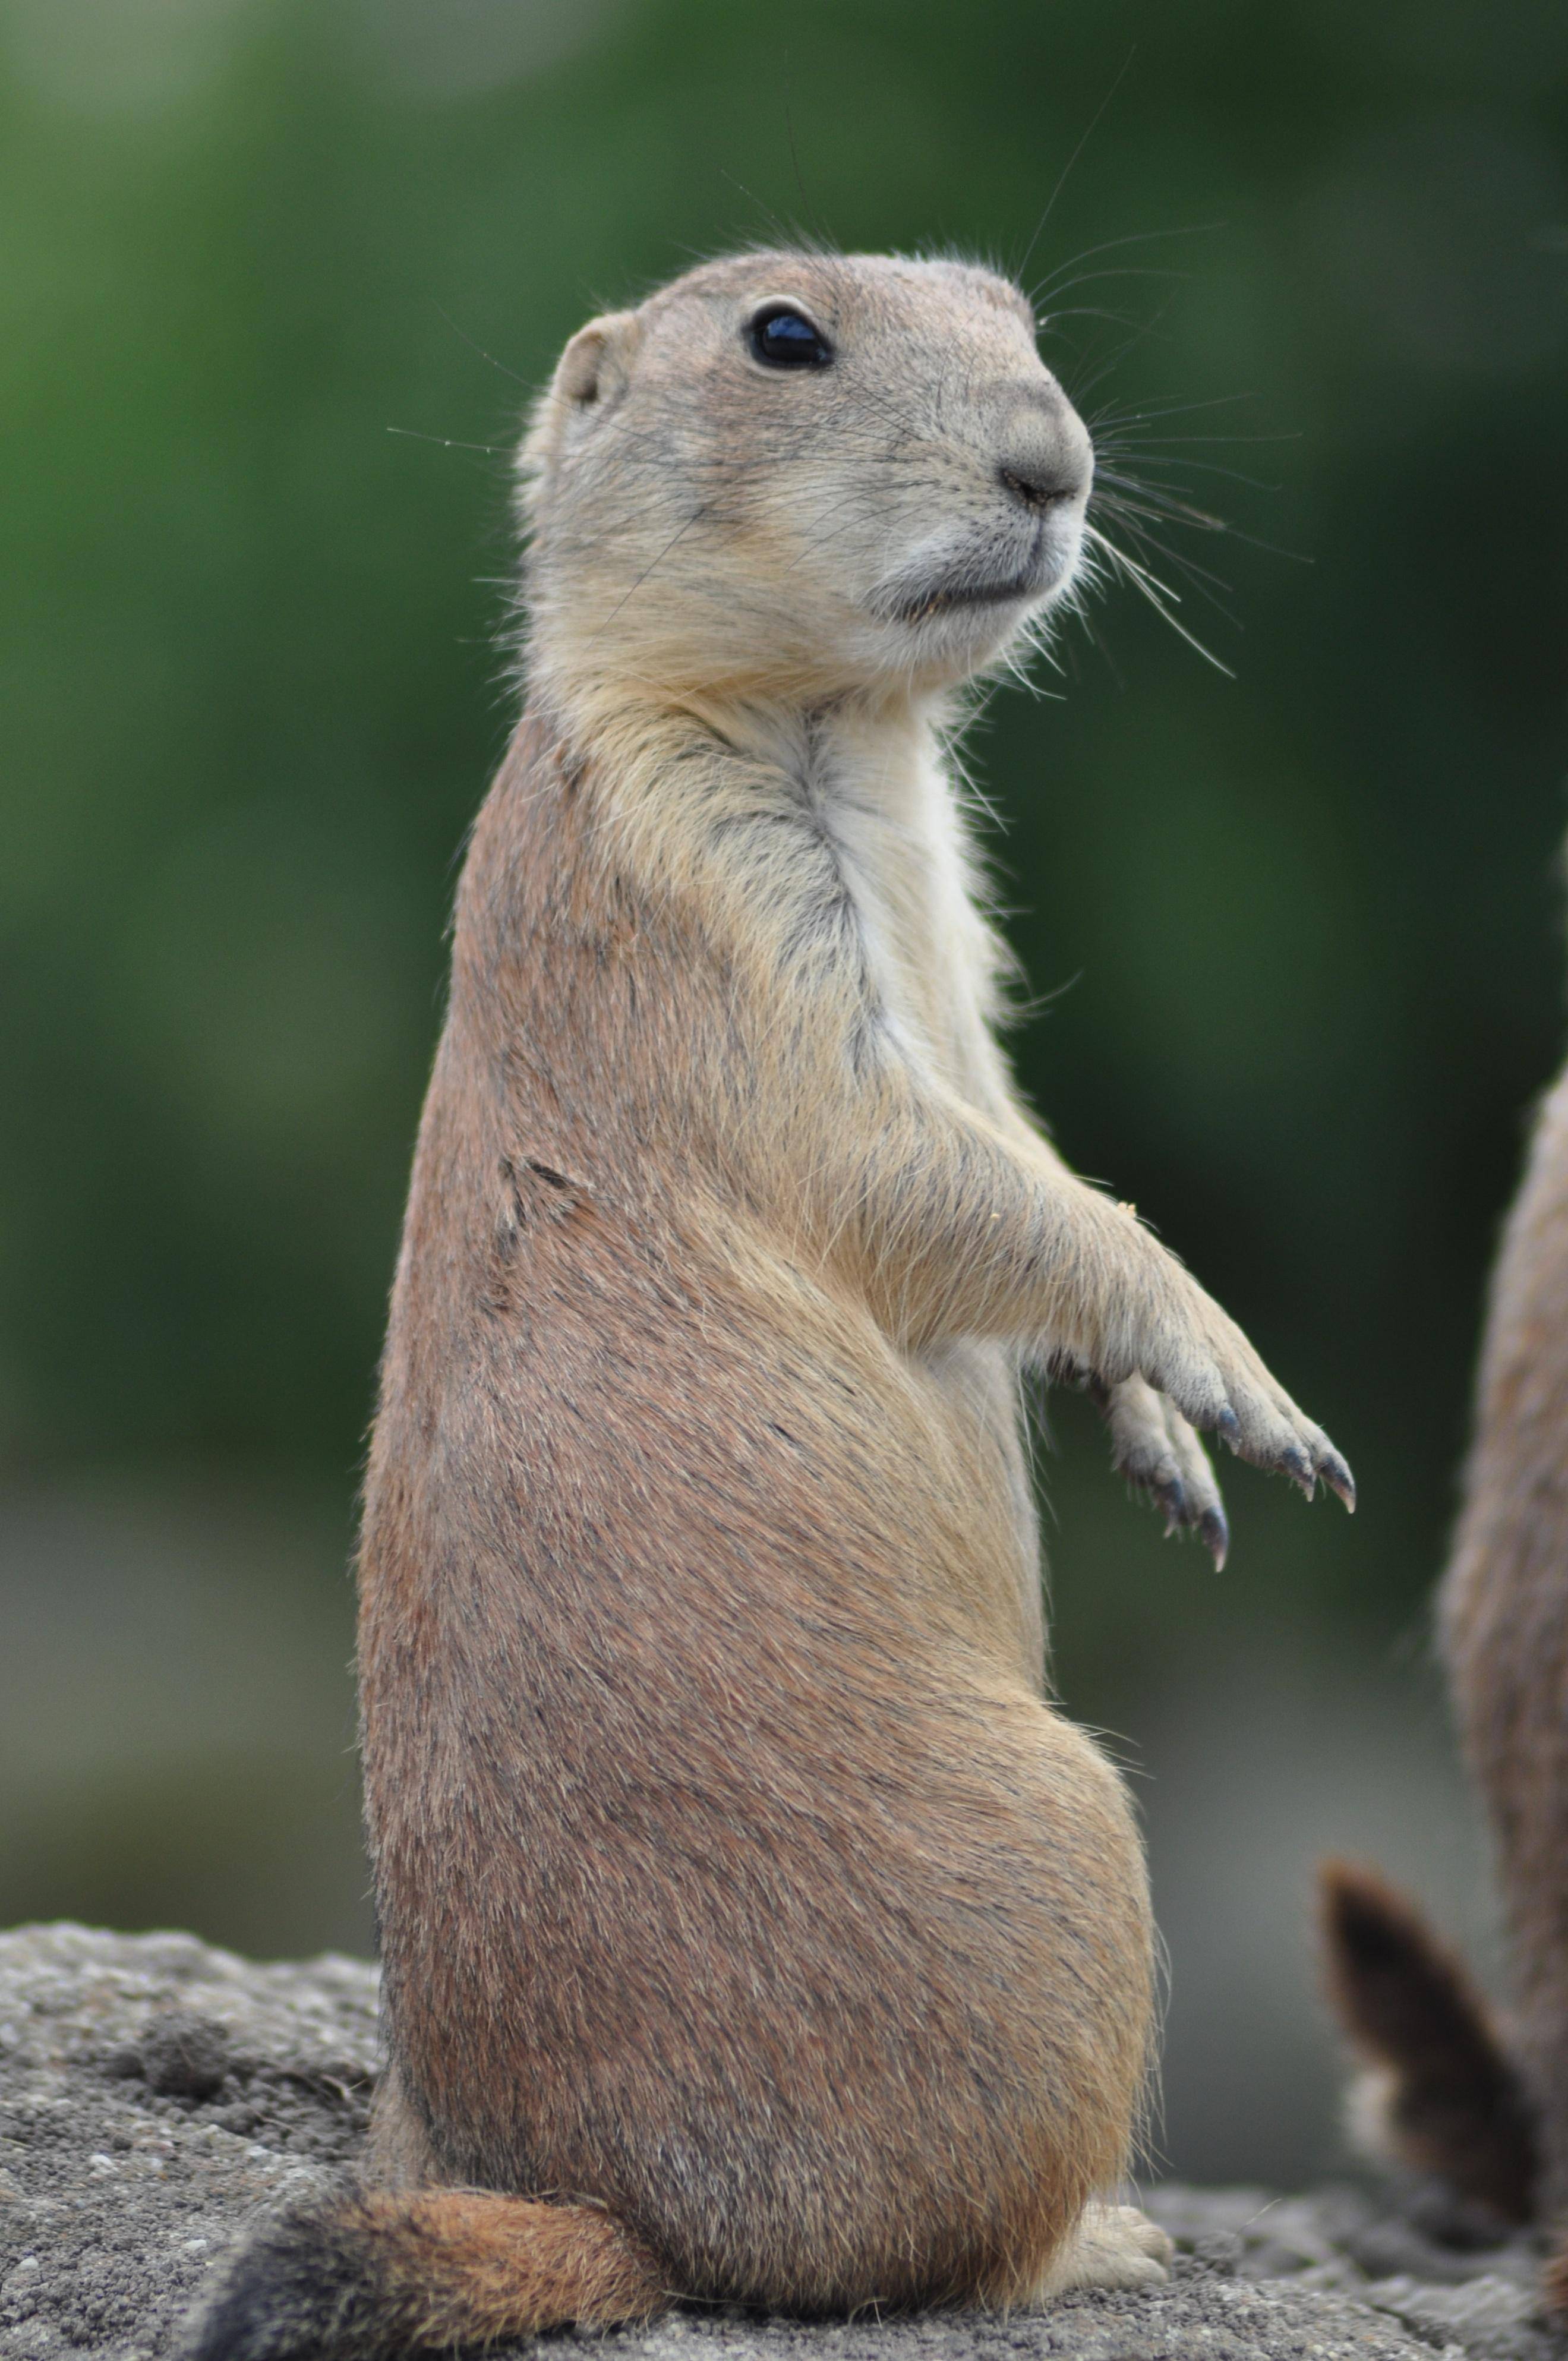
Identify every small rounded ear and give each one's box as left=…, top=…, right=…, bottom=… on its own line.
left=552, top=310, right=642, bottom=409
left=517, top=310, right=642, bottom=528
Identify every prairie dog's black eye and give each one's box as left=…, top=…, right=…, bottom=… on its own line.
left=746, top=304, right=833, bottom=370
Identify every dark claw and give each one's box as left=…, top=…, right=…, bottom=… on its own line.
left=1216, top=1405, right=1242, bottom=1452
left=1199, top=1504, right=1229, bottom=1571
left=1124, top=1457, right=1185, bottom=1533
left=1318, top=1448, right=1356, bottom=1512
left=1280, top=1443, right=1315, bottom=1498
left=1153, top=1476, right=1187, bottom=1537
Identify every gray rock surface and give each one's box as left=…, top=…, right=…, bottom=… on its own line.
left=0, top=1924, right=1560, bottom=2361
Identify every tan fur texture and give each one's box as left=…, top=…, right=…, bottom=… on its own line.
left=187, top=250, right=1352, bottom=2357
left=1319, top=1041, right=1568, bottom=2298
left=1444, top=1058, right=1568, bottom=2221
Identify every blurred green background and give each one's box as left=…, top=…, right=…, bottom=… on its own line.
left=3, top=0, right=1566, bottom=2185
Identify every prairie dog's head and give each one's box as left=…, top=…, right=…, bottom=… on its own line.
left=520, top=249, right=1093, bottom=703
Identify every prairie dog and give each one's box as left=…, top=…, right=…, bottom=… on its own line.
left=187, top=251, right=1351, bottom=2360
left=1446, top=1059, right=1568, bottom=2237
left=1321, top=1046, right=1568, bottom=2265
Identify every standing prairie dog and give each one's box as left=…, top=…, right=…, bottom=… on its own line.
left=187, top=250, right=1352, bottom=2360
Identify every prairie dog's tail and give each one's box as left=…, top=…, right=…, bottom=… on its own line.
left=1317, top=1859, right=1538, bottom=2222
left=181, top=2185, right=667, bottom=2361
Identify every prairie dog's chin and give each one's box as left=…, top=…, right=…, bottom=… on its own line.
left=877, top=573, right=1074, bottom=682
left=894, top=598, right=1042, bottom=682
left=863, top=525, right=1083, bottom=679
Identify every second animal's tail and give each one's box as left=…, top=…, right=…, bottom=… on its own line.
left=1318, top=1858, right=1538, bottom=2222
left=181, top=2185, right=667, bottom=2361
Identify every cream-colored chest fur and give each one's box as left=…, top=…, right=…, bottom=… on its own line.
left=803, top=704, right=1013, bottom=1120
left=800, top=705, right=1044, bottom=1665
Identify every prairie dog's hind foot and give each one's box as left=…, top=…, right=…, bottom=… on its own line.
left=1024, top=2201, right=1174, bottom=2302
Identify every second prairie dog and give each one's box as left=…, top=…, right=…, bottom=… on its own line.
left=1318, top=1045, right=1568, bottom=2275
left=1444, top=1057, right=1568, bottom=2229
left=185, top=251, right=1352, bottom=2361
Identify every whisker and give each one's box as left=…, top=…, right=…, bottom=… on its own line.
left=1096, top=522, right=1238, bottom=611
left=1092, top=507, right=1242, bottom=623
left=1095, top=470, right=1228, bottom=531
left=1042, top=266, right=1191, bottom=311
left=1094, top=428, right=1301, bottom=447
left=1029, top=222, right=1224, bottom=310
left=715, top=168, right=815, bottom=256
left=1092, top=443, right=1282, bottom=492
left=784, top=96, right=833, bottom=252
left=1015, top=50, right=1140, bottom=284
left=1089, top=389, right=1263, bottom=431
left=1096, top=467, right=1311, bottom=566
left=1083, top=524, right=1236, bottom=677
left=1058, top=299, right=1185, bottom=410
left=1094, top=485, right=1239, bottom=584
left=431, top=302, right=534, bottom=391
left=387, top=427, right=509, bottom=457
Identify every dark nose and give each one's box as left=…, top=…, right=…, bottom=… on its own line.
left=995, top=392, right=1092, bottom=512
left=998, top=456, right=1080, bottom=510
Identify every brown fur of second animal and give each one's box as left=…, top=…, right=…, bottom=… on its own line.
left=1446, top=1060, right=1568, bottom=2248
left=1320, top=1052, right=1568, bottom=2299
left=183, top=250, right=1351, bottom=2361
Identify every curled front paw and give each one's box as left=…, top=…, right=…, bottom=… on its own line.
left=1143, top=1295, right=1356, bottom=1515
left=1048, top=1190, right=1355, bottom=1536
left=1087, top=1203, right=1355, bottom=1518
left=1103, top=1375, right=1229, bottom=1567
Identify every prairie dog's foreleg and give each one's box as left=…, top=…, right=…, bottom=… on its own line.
left=604, top=730, right=1351, bottom=1509
left=818, top=1077, right=1352, bottom=1505
left=960, top=1124, right=1233, bottom=1559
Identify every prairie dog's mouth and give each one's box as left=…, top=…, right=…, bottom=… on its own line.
left=872, top=524, right=1077, bottom=630
left=894, top=568, right=1047, bottom=624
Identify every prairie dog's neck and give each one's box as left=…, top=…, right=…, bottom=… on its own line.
left=543, top=664, right=948, bottom=817
left=535, top=666, right=1011, bottom=1109
left=703, top=690, right=1008, bottom=1112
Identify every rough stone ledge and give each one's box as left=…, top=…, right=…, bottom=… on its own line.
left=0, top=1924, right=1560, bottom=2361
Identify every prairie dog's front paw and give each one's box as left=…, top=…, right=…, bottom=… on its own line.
left=1077, top=1197, right=1355, bottom=1518
left=1104, top=1375, right=1229, bottom=1566
left=1148, top=1290, right=1355, bottom=1511
left=1028, top=2201, right=1173, bottom=2300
